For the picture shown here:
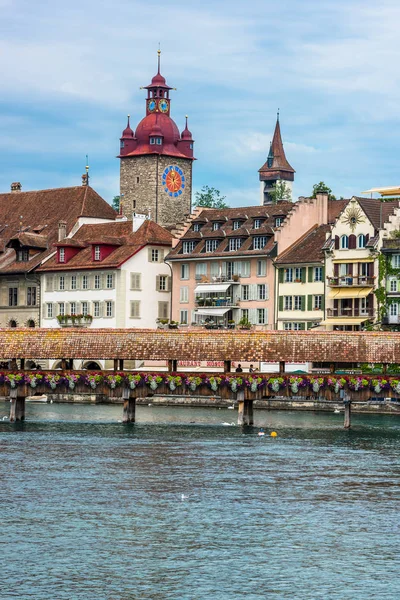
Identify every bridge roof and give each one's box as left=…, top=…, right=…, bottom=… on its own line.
left=0, top=329, right=399, bottom=363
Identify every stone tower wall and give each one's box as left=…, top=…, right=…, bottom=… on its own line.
left=120, top=155, right=192, bottom=227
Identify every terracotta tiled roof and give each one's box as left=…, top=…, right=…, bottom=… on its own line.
left=7, top=232, right=48, bottom=249
left=167, top=204, right=291, bottom=260
left=0, top=328, right=399, bottom=363
left=38, top=219, right=173, bottom=272
left=328, top=199, right=349, bottom=223
left=0, top=186, right=117, bottom=274
left=275, top=225, right=330, bottom=265
left=356, top=197, right=399, bottom=230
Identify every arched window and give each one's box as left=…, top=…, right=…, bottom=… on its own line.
left=357, top=234, right=366, bottom=248
left=27, top=319, right=35, bottom=328
left=9, top=320, right=17, bottom=328
left=340, top=235, right=349, bottom=249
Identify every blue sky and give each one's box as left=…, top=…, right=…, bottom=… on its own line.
left=0, top=0, right=399, bottom=207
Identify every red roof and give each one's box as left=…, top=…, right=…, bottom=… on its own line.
left=259, top=119, right=295, bottom=180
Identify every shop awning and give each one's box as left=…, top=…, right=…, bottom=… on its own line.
left=332, top=258, right=374, bottom=263
left=195, top=308, right=231, bottom=317
left=362, top=186, right=400, bottom=196
left=194, top=283, right=231, bottom=293
left=320, top=318, right=368, bottom=326
left=328, top=287, right=373, bottom=299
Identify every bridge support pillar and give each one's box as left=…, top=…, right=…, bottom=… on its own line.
left=10, top=358, right=18, bottom=370
left=237, top=390, right=253, bottom=426
left=344, top=401, right=351, bottom=429
left=168, top=359, right=178, bottom=372
left=118, top=359, right=124, bottom=371
left=20, top=358, right=25, bottom=370
left=61, top=358, right=67, bottom=370
left=224, top=361, right=231, bottom=373
left=114, top=359, right=118, bottom=371
left=279, top=361, right=285, bottom=374
left=9, top=387, right=25, bottom=422
left=122, top=388, right=136, bottom=423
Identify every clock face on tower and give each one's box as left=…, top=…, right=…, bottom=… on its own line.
left=147, top=99, right=156, bottom=112
left=162, top=166, right=185, bottom=197
left=158, top=99, right=169, bottom=113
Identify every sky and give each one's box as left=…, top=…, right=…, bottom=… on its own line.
left=0, top=0, right=400, bottom=208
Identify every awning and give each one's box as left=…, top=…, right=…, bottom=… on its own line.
left=328, top=287, right=373, bottom=299
left=320, top=318, right=368, bottom=326
left=362, top=186, right=400, bottom=196
left=194, top=283, right=231, bottom=293
left=195, top=308, right=230, bottom=317
left=332, top=258, right=374, bottom=263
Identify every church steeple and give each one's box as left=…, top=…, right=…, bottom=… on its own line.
left=258, top=115, right=295, bottom=205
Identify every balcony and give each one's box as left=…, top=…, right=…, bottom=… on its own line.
left=195, top=295, right=240, bottom=308
left=326, top=308, right=374, bottom=318
left=328, top=276, right=375, bottom=287
left=194, top=275, right=241, bottom=283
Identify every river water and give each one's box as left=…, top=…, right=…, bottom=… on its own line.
left=1, top=402, right=399, bottom=599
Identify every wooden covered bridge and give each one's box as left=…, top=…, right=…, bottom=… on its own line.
left=1, top=328, right=400, bottom=425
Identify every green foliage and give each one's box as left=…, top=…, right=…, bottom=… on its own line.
left=194, top=186, right=229, bottom=209
left=269, top=181, right=292, bottom=204
left=390, top=230, right=400, bottom=239
left=311, top=182, right=336, bottom=201
left=112, top=195, right=120, bottom=211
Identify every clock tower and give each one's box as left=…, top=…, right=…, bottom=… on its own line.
left=118, top=51, right=195, bottom=227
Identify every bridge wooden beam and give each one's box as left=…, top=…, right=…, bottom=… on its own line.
left=118, top=359, right=124, bottom=371
left=10, top=358, right=18, bottom=370
left=224, top=361, right=231, bottom=373
left=344, top=400, right=351, bottom=429
left=122, top=388, right=136, bottom=423
left=330, top=363, right=336, bottom=374
left=279, top=361, right=285, bottom=374
left=20, top=358, right=25, bottom=370
left=9, top=387, right=25, bottom=422
left=113, top=359, right=118, bottom=371
left=237, top=390, right=253, bottom=426
left=61, top=358, right=67, bottom=370
left=167, top=359, right=178, bottom=372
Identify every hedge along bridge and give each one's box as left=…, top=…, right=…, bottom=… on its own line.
left=2, top=328, right=400, bottom=426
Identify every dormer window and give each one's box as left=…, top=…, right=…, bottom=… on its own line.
left=232, top=221, right=241, bottom=230
left=229, top=238, right=242, bottom=251
left=59, top=248, right=65, bottom=263
left=205, top=239, right=219, bottom=253
left=254, top=219, right=262, bottom=229
left=212, top=222, right=221, bottom=231
left=94, top=245, right=101, bottom=261
left=150, top=137, right=162, bottom=145
left=275, top=217, right=284, bottom=227
left=253, top=236, right=267, bottom=250
left=16, top=249, right=29, bottom=262
left=193, top=223, right=201, bottom=232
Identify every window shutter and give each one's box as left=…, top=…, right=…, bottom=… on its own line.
left=248, top=308, right=257, bottom=324
left=334, top=263, right=339, bottom=277
left=321, top=266, right=325, bottom=280
left=334, top=299, right=338, bottom=311
left=366, top=234, right=369, bottom=242
left=349, top=234, right=356, bottom=249
left=148, top=248, right=153, bottom=262
left=251, top=284, right=258, bottom=300
left=335, top=235, right=339, bottom=249
left=265, top=284, right=269, bottom=300
left=279, top=296, right=283, bottom=311
left=299, top=322, right=306, bottom=330
left=301, top=268, right=306, bottom=283
left=301, top=296, right=306, bottom=311
left=308, top=267, right=313, bottom=282
left=354, top=298, right=359, bottom=313
left=46, top=275, right=54, bottom=291
left=167, top=276, right=171, bottom=292
left=369, top=262, right=374, bottom=277
left=348, top=263, right=353, bottom=276
left=307, top=295, right=312, bottom=311
left=279, top=269, right=284, bottom=283
left=156, top=275, right=160, bottom=291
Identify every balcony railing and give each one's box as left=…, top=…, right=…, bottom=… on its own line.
left=195, top=296, right=240, bottom=308
left=195, top=275, right=241, bottom=283
left=326, top=308, right=375, bottom=318
left=327, top=276, right=375, bottom=287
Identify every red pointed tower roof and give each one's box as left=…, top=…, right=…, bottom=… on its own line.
left=259, top=116, right=295, bottom=182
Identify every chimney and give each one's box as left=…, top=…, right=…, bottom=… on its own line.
left=58, top=220, right=67, bottom=241
left=11, top=182, right=22, bottom=192
left=316, top=193, right=328, bottom=225
left=81, top=173, right=88, bottom=186
left=132, top=213, right=148, bottom=232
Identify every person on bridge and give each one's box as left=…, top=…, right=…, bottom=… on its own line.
left=235, top=364, right=243, bottom=373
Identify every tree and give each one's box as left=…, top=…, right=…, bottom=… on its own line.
left=311, top=182, right=336, bottom=201
left=112, top=195, right=120, bottom=211
left=193, top=186, right=229, bottom=209
left=269, top=181, right=292, bottom=204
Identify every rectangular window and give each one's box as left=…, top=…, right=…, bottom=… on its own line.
left=59, top=248, right=65, bottom=263
left=71, top=275, right=77, bottom=290
left=81, top=301, right=88, bottom=316
left=295, top=267, right=302, bottom=281
left=70, top=302, right=76, bottom=315
left=105, top=301, right=113, bottom=317
left=182, top=241, right=196, bottom=254
left=241, top=261, right=250, bottom=277
left=390, top=303, right=398, bottom=316
left=193, top=223, right=200, bottom=232
left=47, top=303, right=53, bottom=318
left=242, top=285, right=249, bottom=301
left=93, top=301, right=100, bottom=318
left=94, top=274, right=101, bottom=289
left=27, top=287, right=36, bottom=306
left=229, top=238, right=242, bottom=251
left=82, top=275, right=88, bottom=290
left=8, top=287, right=18, bottom=306
left=392, top=255, right=400, bottom=268
left=314, top=267, right=322, bottom=282
left=130, top=300, right=140, bottom=318
left=390, top=279, right=398, bottom=292
left=181, top=264, right=189, bottom=280
left=314, top=295, right=322, bottom=310
left=233, top=221, right=240, bottom=230
left=130, top=273, right=141, bottom=290
left=241, top=308, right=249, bottom=321
left=158, top=301, right=169, bottom=320
left=284, top=268, right=293, bottom=282
left=254, top=218, right=262, bottom=229
left=180, top=310, right=188, bottom=325
left=106, top=274, right=114, bottom=289
left=58, top=302, right=65, bottom=316
left=257, top=284, right=266, bottom=300
left=275, top=217, right=283, bottom=227
left=195, top=263, right=207, bottom=279
left=284, top=322, right=292, bottom=331
left=212, top=222, right=220, bottom=231
left=257, top=260, right=266, bottom=277
left=158, top=275, right=168, bottom=291
left=94, top=245, right=101, bottom=261
left=294, top=296, right=302, bottom=310
left=17, top=249, right=29, bottom=262
left=284, top=296, right=292, bottom=310
left=46, top=275, right=54, bottom=292
left=59, top=276, right=65, bottom=291
left=205, top=239, right=219, bottom=252
left=180, top=286, right=189, bottom=302
left=293, top=323, right=302, bottom=331
left=151, top=249, right=159, bottom=262
left=257, top=308, right=266, bottom=324
left=253, top=236, right=267, bottom=250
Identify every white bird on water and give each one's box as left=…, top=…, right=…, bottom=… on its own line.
left=181, top=493, right=188, bottom=501
left=2, top=416, right=8, bottom=421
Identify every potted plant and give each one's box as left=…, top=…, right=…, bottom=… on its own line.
left=168, top=320, right=179, bottom=329
left=238, top=317, right=252, bottom=330
left=228, top=320, right=236, bottom=329
left=232, top=274, right=239, bottom=282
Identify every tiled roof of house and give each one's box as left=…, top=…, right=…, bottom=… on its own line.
left=0, top=328, right=399, bottom=363
left=7, top=232, right=48, bottom=249
left=275, top=225, right=331, bottom=265
left=166, top=204, right=292, bottom=260
left=328, top=199, right=349, bottom=223
left=37, top=219, right=173, bottom=272
left=356, top=197, right=399, bottom=230
left=0, top=186, right=117, bottom=274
